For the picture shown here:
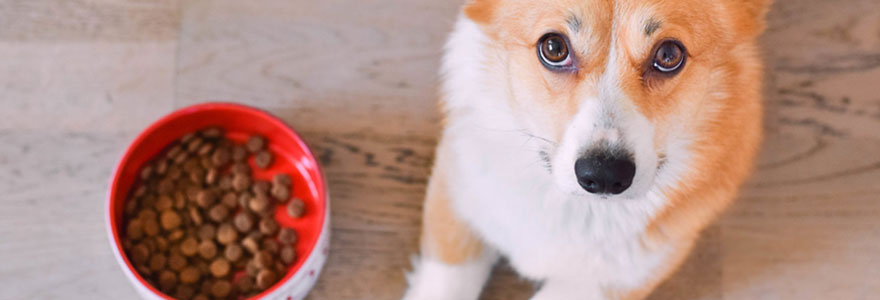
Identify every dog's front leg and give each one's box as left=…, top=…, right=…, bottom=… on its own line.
left=402, top=155, right=498, bottom=300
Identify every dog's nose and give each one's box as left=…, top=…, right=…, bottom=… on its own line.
left=574, top=151, right=636, bottom=195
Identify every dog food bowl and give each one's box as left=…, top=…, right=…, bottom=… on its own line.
left=106, top=102, right=330, bottom=299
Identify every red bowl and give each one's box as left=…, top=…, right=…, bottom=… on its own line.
left=106, top=102, right=330, bottom=299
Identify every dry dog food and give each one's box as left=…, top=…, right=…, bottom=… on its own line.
left=122, top=127, right=306, bottom=299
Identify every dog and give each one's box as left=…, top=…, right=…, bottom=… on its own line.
left=403, top=0, right=769, bottom=299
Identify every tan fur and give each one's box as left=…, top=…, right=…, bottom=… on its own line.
left=420, top=149, right=485, bottom=264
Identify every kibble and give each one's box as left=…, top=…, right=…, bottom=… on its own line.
left=160, top=210, right=181, bottom=230
left=256, top=269, right=277, bottom=290
left=234, top=212, right=254, bottom=233
left=198, top=240, right=218, bottom=260
left=287, top=197, right=305, bottom=218
left=211, top=280, right=232, bottom=298
left=254, top=150, right=273, bottom=169
left=271, top=184, right=289, bottom=202
left=278, top=227, right=297, bottom=245
left=209, top=258, right=231, bottom=278
left=122, top=129, right=305, bottom=299
left=246, top=135, right=265, bottom=153
left=179, top=266, right=201, bottom=284
left=216, top=223, right=238, bottom=245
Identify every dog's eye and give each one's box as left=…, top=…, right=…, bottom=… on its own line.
left=652, top=40, right=686, bottom=74
left=538, top=33, right=572, bottom=70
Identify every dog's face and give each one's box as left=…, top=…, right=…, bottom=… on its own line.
left=463, top=0, right=768, bottom=199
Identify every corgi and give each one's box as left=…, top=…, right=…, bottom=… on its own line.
left=403, top=0, right=770, bottom=299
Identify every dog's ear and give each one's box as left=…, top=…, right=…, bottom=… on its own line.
left=463, top=0, right=497, bottom=25
left=727, top=0, right=773, bottom=38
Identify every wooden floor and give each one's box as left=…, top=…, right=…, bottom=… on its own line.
left=1, top=0, right=879, bottom=299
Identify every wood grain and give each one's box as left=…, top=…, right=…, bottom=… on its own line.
left=0, top=0, right=877, bottom=299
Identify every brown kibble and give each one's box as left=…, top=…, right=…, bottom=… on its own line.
left=233, top=212, right=254, bottom=233
left=235, top=276, right=254, bottom=294
left=135, top=265, right=152, bottom=277
left=231, top=146, right=248, bottom=162
left=248, top=194, right=270, bottom=214
left=221, top=192, right=237, bottom=209
left=160, top=210, right=181, bottom=231
left=280, top=245, right=296, bottom=265
left=200, top=155, right=214, bottom=170
left=278, top=227, right=297, bottom=245
left=197, top=143, right=214, bottom=156
left=168, top=229, right=184, bottom=242
left=193, top=294, right=209, bottom=300
left=143, top=218, right=160, bottom=237
left=224, top=244, right=244, bottom=262
left=259, top=218, right=279, bottom=236
left=254, top=150, right=273, bottom=169
left=210, top=280, right=232, bottom=298
left=271, top=184, right=289, bottom=202
left=232, top=172, right=251, bottom=192
left=196, top=189, right=216, bottom=208
left=179, top=266, right=201, bottom=284
left=188, top=207, right=203, bottom=226
left=155, top=195, right=173, bottom=211
left=205, top=168, right=218, bottom=185
left=139, top=165, right=153, bottom=181
left=216, top=223, right=238, bottom=245
left=252, top=180, right=270, bottom=196
left=212, top=147, right=231, bottom=166
left=231, top=163, right=250, bottom=175
left=172, top=151, right=188, bottom=165
left=158, top=178, right=175, bottom=196
left=159, top=270, right=178, bottom=291
left=175, top=284, right=196, bottom=300
left=274, top=261, right=287, bottom=278
left=155, top=159, right=169, bottom=175
left=125, top=197, right=139, bottom=216
left=287, top=197, right=305, bottom=218
left=149, top=254, right=167, bottom=272
left=273, top=173, right=291, bottom=187
left=262, top=239, right=280, bottom=255
left=168, top=253, right=187, bottom=271
left=237, top=193, right=251, bottom=209
left=185, top=186, right=200, bottom=202
left=200, top=281, right=212, bottom=295
left=180, top=133, right=197, bottom=144
left=197, top=224, right=216, bottom=241
left=127, top=219, right=144, bottom=240
left=188, top=168, right=205, bottom=185
left=131, top=243, right=150, bottom=265
left=242, top=236, right=260, bottom=254
left=255, top=269, right=277, bottom=290
left=218, top=174, right=234, bottom=191
left=173, top=192, right=186, bottom=209
left=245, top=260, right=259, bottom=277
left=210, top=258, right=231, bottom=278
left=201, top=127, right=223, bottom=139
left=186, top=137, right=204, bottom=153
left=154, top=236, right=169, bottom=252
left=208, top=204, right=229, bottom=223
left=198, top=240, right=218, bottom=260
left=246, top=135, right=266, bottom=153
left=254, top=250, right=273, bottom=269
left=180, top=237, right=199, bottom=257
left=196, top=259, right=210, bottom=275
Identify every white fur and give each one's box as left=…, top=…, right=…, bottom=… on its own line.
left=403, top=250, right=498, bottom=300
left=405, top=13, right=697, bottom=300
